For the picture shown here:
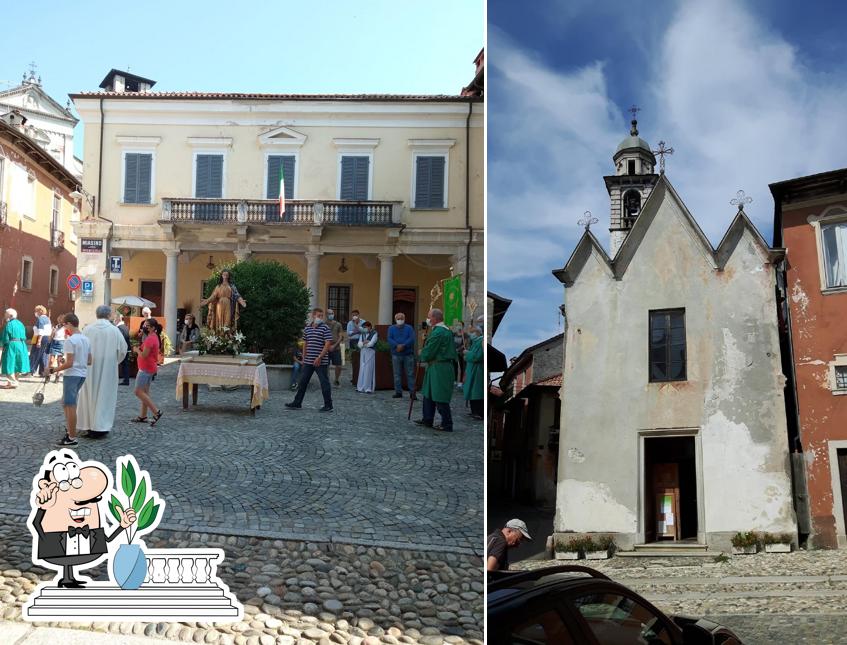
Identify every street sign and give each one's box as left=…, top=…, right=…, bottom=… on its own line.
left=110, top=256, right=123, bottom=275
left=67, top=274, right=81, bottom=291
left=80, top=238, right=104, bottom=253
left=82, top=280, right=94, bottom=296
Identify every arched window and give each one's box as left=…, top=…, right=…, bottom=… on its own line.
left=623, top=190, right=641, bottom=224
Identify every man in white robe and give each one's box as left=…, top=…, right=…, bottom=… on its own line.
left=77, top=305, right=128, bottom=437
left=356, top=322, right=378, bottom=393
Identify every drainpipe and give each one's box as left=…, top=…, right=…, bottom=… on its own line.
left=464, top=101, right=473, bottom=304
left=97, top=98, right=113, bottom=307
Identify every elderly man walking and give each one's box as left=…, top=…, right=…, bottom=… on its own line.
left=77, top=305, right=128, bottom=438
left=414, top=308, right=458, bottom=432
left=486, top=519, right=532, bottom=571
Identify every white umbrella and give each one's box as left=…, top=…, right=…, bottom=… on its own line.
left=111, top=295, right=156, bottom=308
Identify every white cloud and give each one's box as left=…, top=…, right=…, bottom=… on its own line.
left=489, top=1, right=847, bottom=358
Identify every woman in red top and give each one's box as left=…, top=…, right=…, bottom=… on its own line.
left=133, top=319, right=163, bottom=426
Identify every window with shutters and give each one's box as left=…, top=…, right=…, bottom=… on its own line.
left=339, top=155, right=370, bottom=200
left=649, top=309, right=687, bottom=382
left=194, top=153, right=225, bottom=198
left=122, top=152, right=153, bottom=204
left=413, top=155, right=447, bottom=209
left=266, top=155, right=296, bottom=221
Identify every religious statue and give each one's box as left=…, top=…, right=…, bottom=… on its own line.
left=200, top=270, right=247, bottom=332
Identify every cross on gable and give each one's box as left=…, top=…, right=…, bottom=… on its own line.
left=652, top=140, right=674, bottom=174
left=730, top=190, right=753, bottom=212
left=578, top=211, right=598, bottom=231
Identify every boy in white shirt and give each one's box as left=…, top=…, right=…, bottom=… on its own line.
left=49, top=313, right=91, bottom=446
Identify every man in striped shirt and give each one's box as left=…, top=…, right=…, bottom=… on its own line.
left=286, top=307, right=334, bottom=412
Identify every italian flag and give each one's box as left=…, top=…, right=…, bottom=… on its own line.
left=279, top=163, right=286, bottom=215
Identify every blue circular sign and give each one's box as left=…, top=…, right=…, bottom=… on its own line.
left=67, top=274, right=81, bottom=290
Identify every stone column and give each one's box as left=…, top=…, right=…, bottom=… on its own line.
left=305, top=251, right=322, bottom=309
left=378, top=253, right=395, bottom=325
left=163, top=250, right=179, bottom=351
left=234, top=247, right=251, bottom=263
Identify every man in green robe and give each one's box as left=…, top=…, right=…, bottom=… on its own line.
left=2, top=308, right=30, bottom=388
left=415, top=308, right=458, bottom=432
left=463, top=326, right=484, bottom=419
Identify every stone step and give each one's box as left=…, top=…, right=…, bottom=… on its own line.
left=619, top=548, right=713, bottom=557
left=633, top=542, right=710, bottom=551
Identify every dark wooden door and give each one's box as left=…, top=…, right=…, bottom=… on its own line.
left=393, top=288, right=417, bottom=325
left=140, top=280, right=163, bottom=312
left=838, top=450, right=847, bottom=534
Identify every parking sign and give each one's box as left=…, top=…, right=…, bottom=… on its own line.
left=81, top=280, right=94, bottom=296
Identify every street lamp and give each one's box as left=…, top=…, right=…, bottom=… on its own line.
left=69, top=187, right=96, bottom=218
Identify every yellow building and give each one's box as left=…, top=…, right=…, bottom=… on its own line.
left=70, top=70, right=483, bottom=345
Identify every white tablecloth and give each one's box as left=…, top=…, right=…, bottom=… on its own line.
left=176, top=362, right=269, bottom=409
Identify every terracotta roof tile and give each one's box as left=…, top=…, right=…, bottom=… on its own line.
left=69, top=91, right=480, bottom=103
left=534, top=374, right=563, bottom=387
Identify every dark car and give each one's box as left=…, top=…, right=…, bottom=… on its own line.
left=488, top=565, right=743, bottom=645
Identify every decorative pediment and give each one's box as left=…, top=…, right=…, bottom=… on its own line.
left=258, top=126, right=307, bottom=147
left=0, top=84, right=76, bottom=123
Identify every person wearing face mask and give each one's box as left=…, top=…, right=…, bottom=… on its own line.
left=325, top=308, right=345, bottom=386
left=388, top=312, right=416, bottom=399
left=414, top=308, right=458, bottom=432
left=463, top=325, right=484, bottom=419
left=356, top=321, right=378, bottom=393
left=286, top=307, right=334, bottom=412
left=346, top=310, right=363, bottom=350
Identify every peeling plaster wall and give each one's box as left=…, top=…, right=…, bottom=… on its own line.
left=783, top=203, right=847, bottom=548
left=556, top=192, right=795, bottom=549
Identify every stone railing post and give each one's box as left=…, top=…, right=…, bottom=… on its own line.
left=162, top=199, right=172, bottom=221
left=313, top=202, right=324, bottom=225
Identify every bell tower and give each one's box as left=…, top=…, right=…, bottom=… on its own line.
left=605, top=109, right=658, bottom=257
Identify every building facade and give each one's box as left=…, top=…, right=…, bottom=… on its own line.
left=551, top=125, right=796, bottom=552
left=0, top=69, right=82, bottom=177
left=0, top=120, right=79, bottom=319
left=772, top=168, right=847, bottom=548
left=70, top=70, right=483, bottom=344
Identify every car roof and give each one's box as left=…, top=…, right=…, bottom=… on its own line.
left=488, top=566, right=613, bottom=605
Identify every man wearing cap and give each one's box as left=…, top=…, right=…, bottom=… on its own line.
left=486, top=519, right=532, bottom=571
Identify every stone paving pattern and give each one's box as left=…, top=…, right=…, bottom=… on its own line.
left=516, top=551, right=847, bottom=644
left=0, top=367, right=484, bottom=643
left=0, top=367, right=482, bottom=551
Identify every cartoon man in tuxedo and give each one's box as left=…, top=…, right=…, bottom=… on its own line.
left=29, top=450, right=136, bottom=588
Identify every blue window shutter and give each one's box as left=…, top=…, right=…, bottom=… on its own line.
left=341, top=156, right=369, bottom=200
left=283, top=156, right=295, bottom=199
left=354, top=156, right=369, bottom=200
left=137, top=154, right=152, bottom=203
left=124, top=153, right=138, bottom=203
left=340, top=156, right=355, bottom=199
left=429, top=156, right=445, bottom=208
left=267, top=156, right=282, bottom=199
left=196, top=154, right=223, bottom=198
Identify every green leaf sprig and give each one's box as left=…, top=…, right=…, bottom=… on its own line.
left=109, top=459, right=160, bottom=543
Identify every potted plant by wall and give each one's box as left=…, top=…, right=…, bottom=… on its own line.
left=585, top=534, right=616, bottom=560
left=554, top=536, right=584, bottom=560
left=108, top=457, right=162, bottom=589
left=731, top=531, right=760, bottom=555
left=762, top=532, right=793, bottom=553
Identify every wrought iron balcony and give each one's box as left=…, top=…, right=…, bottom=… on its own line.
left=50, top=224, right=65, bottom=249
left=160, top=198, right=402, bottom=226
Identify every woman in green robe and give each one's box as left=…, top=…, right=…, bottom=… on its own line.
left=463, top=327, right=484, bottom=419
left=1, top=308, right=30, bottom=388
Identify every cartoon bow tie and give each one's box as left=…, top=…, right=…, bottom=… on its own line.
left=67, top=525, right=91, bottom=538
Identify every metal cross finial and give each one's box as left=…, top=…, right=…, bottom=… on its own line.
left=628, top=104, right=640, bottom=120
left=652, top=140, right=675, bottom=174
left=730, top=190, right=753, bottom=213
left=578, top=211, right=598, bottom=231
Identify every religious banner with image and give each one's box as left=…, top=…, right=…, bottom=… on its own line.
left=442, top=275, right=463, bottom=326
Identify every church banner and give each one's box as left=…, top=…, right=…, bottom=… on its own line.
left=443, top=275, right=463, bottom=326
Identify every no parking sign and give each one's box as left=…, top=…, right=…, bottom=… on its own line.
left=66, top=274, right=81, bottom=291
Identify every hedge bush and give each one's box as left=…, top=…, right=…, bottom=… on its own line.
left=203, top=260, right=310, bottom=363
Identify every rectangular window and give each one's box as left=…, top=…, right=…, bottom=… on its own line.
left=327, top=285, right=351, bottom=324
left=21, top=257, right=33, bottom=290
left=195, top=154, right=224, bottom=198
left=123, top=152, right=153, bottom=204
left=649, top=309, right=686, bottom=382
left=414, top=155, right=446, bottom=208
left=339, top=155, right=370, bottom=200
left=822, top=222, right=847, bottom=288
left=49, top=267, right=59, bottom=296
left=266, top=155, right=295, bottom=200
left=52, top=192, right=61, bottom=228
left=836, top=366, right=847, bottom=390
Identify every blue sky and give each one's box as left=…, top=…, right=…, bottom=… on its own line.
left=0, top=0, right=482, bottom=156
left=488, top=0, right=847, bottom=364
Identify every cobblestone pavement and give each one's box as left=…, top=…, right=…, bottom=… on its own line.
left=515, top=551, right=847, bottom=644
left=0, top=515, right=484, bottom=644
left=0, top=366, right=482, bottom=551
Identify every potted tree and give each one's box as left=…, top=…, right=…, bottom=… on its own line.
left=731, top=531, right=760, bottom=555
left=554, top=536, right=585, bottom=560
left=585, top=534, right=616, bottom=560
left=762, top=532, right=793, bottom=553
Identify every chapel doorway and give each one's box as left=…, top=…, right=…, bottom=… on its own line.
left=644, top=436, right=698, bottom=543
left=140, top=280, right=163, bottom=312
left=393, top=287, right=417, bottom=326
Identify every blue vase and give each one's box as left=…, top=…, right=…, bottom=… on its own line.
left=113, top=543, right=147, bottom=590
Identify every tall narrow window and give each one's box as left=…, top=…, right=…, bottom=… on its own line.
left=266, top=155, right=296, bottom=221
left=627, top=159, right=636, bottom=175
left=327, top=285, right=351, bottom=324
left=414, top=155, right=446, bottom=208
left=339, top=156, right=370, bottom=200
left=195, top=154, right=224, bottom=198
left=49, top=266, right=59, bottom=296
left=822, top=221, right=847, bottom=288
left=123, top=153, right=153, bottom=204
left=52, top=192, right=61, bottom=229
left=649, top=309, right=686, bottom=382
left=623, top=190, right=641, bottom=224
left=21, top=257, right=33, bottom=290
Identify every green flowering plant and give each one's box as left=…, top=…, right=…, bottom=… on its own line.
left=196, top=326, right=245, bottom=356
left=109, top=458, right=161, bottom=544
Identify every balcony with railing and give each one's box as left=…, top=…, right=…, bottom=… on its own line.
left=50, top=224, right=65, bottom=249
left=161, top=198, right=403, bottom=226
